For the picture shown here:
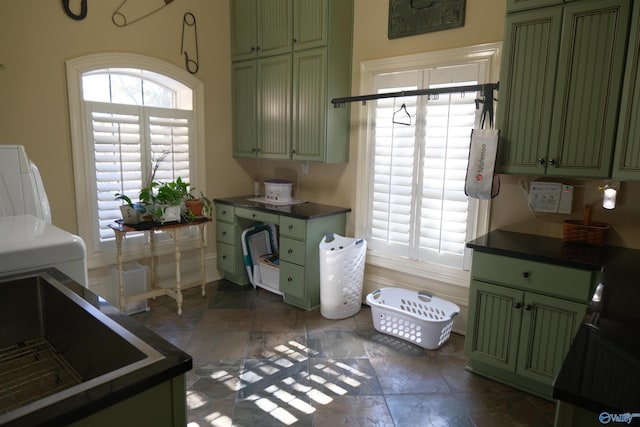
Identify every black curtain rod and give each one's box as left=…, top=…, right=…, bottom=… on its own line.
left=331, top=82, right=499, bottom=107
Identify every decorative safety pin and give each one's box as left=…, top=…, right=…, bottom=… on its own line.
left=181, top=12, right=199, bottom=74
left=112, top=0, right=174, bottom=27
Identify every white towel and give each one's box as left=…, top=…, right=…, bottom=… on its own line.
left=465, top=128, right=500, bottom=199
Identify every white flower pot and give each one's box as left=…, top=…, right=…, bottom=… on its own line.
left=157, top=204, right=181, bottom=223
left=119, top=205, right=141, bottom=224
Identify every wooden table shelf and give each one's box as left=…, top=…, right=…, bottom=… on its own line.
left=109, top=218, right=211, bottom=316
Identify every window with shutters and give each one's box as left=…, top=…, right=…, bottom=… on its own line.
left=67, top=55, right=205, bottom=267
left=356, top=44, right=500, bottom=285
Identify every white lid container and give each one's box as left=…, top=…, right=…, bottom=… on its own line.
left=264, top=179, right=293, bottom=202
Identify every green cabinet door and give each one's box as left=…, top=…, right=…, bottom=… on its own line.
left=232, top=61, right=257, bottom=157
left=294, top=0, right=328, bottom=50
left=496, top=6, right=562, bottom=175
left=231, top=0, right=292, bottom=61
left=466, top=280, right=523, bottom=372
left=258, top=54, right=292, bottom=159
left=547, top=0, right=630, bottom=178
left=516, top=292, right=585, bottom=387
left=498, top=0, right=631, bottom=178
left=613, top=0, right=640, bottom=179
left=231, top=0, right=258, bottom=61
left=292, top=48, right=328, bottom=161
left=258, top=0, right=293, bottom=57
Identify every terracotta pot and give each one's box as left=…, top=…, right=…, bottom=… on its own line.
left=185, top=199, right=204, bottom=217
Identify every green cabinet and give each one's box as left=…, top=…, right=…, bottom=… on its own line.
left=613, top=1, right=640, bottom=179
left=497, top=0, right=631, bottom=178
left=231, top=0, right=292, bottom=61
left=232, top=55, right=291, bottom=159
left=465, top=252, right=595, bottom=399
left=230, top=0, right=353, bottom=163
left=506, top=0, right=562, bottom=13
left=70, top=376, right=186, bottom=427
left=214, top=201, right=347, bottom=311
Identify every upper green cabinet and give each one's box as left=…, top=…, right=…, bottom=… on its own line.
left=497, top=0, right=632, bottom=178
left=506, top=0, right=562, bottom=13
left=293, top=0, right=328, bottom=50
left=230, top=0, right=353, bottom=163
left=613, top=2, right=640, bottom=179
left=230, top=0, right=292, bottom=61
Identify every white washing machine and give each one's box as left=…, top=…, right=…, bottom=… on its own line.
left=0, top=145, right=87, bottom=285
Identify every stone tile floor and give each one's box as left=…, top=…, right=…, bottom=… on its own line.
left=132, top=280, right=556, bottom=427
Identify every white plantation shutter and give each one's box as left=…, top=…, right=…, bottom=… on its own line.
left=367, top=65, right=483, bottom=269
left=370, top=88, right=418, bottom=258
left=87, top=102, right=193, bottom=243
left=419, top=84, right=477, bottom=266
left=148, top=109, right=192, bottom=183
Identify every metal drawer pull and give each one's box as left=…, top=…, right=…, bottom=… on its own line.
left=522, top=272, right=530, bottom=278
left=524, top=304, right=532, bottom=311
left=288, top=249, right=293, bottom=254
left=288, top=224, right=294, bottom=230
left=287, top=277, right=293, bottom=282
left=514, top=302, right=522, bottom=309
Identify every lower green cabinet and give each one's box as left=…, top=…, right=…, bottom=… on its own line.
left=465, top=252, right=594, bottom=399
left=214, top=200, right=347, bottom=310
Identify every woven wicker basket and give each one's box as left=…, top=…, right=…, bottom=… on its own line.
left=562, top=205, right=609, bottom=246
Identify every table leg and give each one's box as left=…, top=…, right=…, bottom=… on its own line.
left=199, top=222, right=206, bottom=297
left=166, top=228, right=184, bottom=316
left=149, top=230, right=156, bottom=296
left=114, top=230, right=125, bottom=312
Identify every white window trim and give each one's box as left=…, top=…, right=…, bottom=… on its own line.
left=355, top=43, right=502, bottom=288
left=66, top=53, right=206, bottom=268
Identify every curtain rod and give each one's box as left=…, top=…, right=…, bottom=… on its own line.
left=331, top=82, right=499, bottom=107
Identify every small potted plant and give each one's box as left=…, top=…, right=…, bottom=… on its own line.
left=149, top=177, right=189, bottom=223
left=114, top=193, right=146, bottom=224
left=184, top=187, right=213, bottom=219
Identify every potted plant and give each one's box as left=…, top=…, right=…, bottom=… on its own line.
left=184, top=187, right=213, bottom=219
left=114, top=193, right=146, bottom=224
left=149, top=178, right=187, bottom=223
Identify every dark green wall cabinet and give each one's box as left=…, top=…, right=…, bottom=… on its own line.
left=465, top=252, right=598, bottom=399
left=613, top=1, right=640, bottom=179
left=498, top=0, right=639, bottom=179
left=230, top=0, right=353, bottom=163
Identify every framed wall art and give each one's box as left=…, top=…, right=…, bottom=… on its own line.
left=388, top=0, right=466, bottom=39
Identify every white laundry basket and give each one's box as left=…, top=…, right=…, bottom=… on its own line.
left=319, top=233, right=367, bottom=319
left=366, top=287, right=459, bottom=350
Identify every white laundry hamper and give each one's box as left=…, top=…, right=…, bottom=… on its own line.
left=366, top=287, right=459, bottom=350
left=319, top=233, right=367, bottom=319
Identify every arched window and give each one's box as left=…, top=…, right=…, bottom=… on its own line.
left=67, top=54, right=205, bottom=267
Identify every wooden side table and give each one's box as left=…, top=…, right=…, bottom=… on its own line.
left=109, top=217, right=210, bottom=315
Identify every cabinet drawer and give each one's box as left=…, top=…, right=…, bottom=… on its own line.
left=280, top=261, right=305, bottom=299
left=235, top=207, right=279, bottom=224
left=280, top=216, right=306, bottom=240
left=217, top=242, right=237, bottom=274
left=216, top=221, right=236, bottom=245
left=215, top=204, right=235, bottom=223
left=280, top=237, right=306, bottom=265
left=471, top=252, right=596, bottom=302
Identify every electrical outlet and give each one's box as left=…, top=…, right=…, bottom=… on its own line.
left=301, top=161, right=309, bottom=174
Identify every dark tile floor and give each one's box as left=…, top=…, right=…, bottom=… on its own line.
left=132, top=280, right=556, bottom=427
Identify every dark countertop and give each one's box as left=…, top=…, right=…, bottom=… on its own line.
left=466, top=229, right=609, bottom=271
left=214, top=195, right=351, bottom=220
left=467, top=230, right=640, bottom=416
left=8, top=268, right=192, bottom=427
